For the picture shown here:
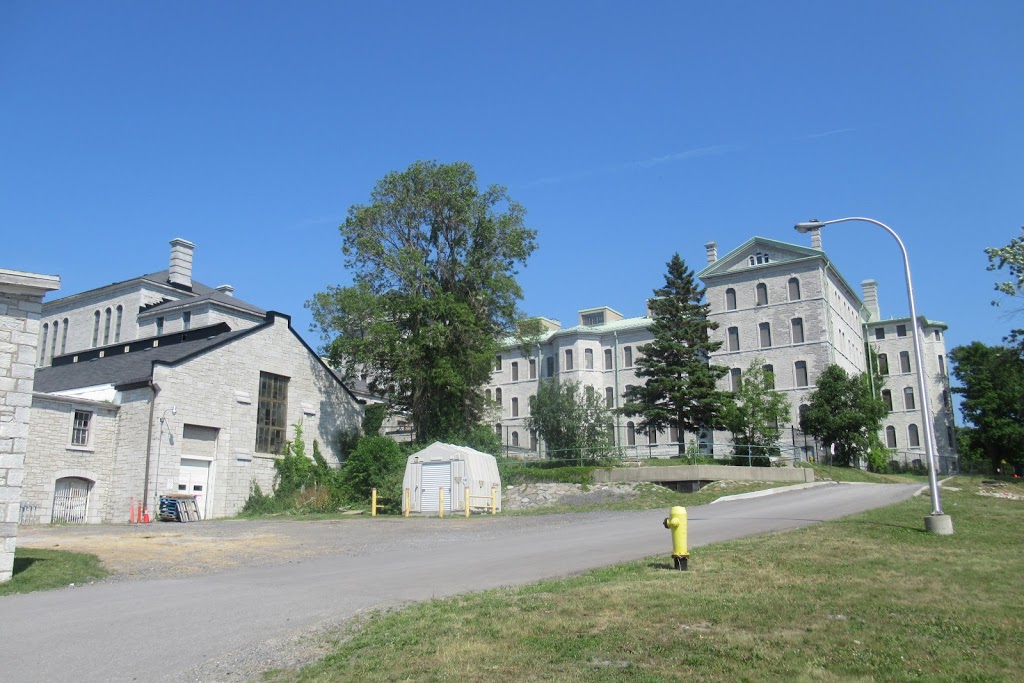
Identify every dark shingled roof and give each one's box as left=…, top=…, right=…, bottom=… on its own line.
left=34, top=325, right=260, bottom=393
left=137, top=270, right=266, bottom=316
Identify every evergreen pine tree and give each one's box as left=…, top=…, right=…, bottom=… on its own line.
left=620, top=253, right=732, bottom=454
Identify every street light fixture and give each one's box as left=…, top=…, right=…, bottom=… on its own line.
left=794, top=217, right=953, bottom=535
left=153, top=406, right=177, bottom=517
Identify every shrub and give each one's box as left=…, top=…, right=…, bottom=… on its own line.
left=339, top=436, right=407, bottom=512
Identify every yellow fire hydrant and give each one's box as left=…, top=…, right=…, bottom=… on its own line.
left=663, top=506, right=689, bottom=570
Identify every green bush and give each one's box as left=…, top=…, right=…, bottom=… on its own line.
left=497, top=461, right=596, bottom=486
left=338, top=436, right=407, bottom=512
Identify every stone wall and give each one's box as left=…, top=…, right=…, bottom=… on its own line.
left=0, top=269, right=59, bottom=581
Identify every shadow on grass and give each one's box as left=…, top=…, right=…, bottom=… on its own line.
left=12, top=557, right=39, bottom=576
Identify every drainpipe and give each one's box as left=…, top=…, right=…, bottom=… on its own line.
left=141, top=381, right=160, bottom=510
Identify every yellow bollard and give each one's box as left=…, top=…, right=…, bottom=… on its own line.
left=491, top=486, right=497, bottom=515
left=465, top=487, right=470, bottom=518
left=439, top=487, right=444, bottom=518
left=404, top=487, right=410, bottom=517
left=662, top=506, right=689, bottom=570
left=371, top=488, right=377, bottom=517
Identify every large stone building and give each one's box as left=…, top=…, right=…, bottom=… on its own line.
left=485, top=229, right=957, bottom=471
left=20, top=240, right=363, bottom=524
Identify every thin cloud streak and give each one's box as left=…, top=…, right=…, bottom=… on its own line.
left=522, top=144, right=744, bottom=188
left=801, top=127, right=855, bottom=140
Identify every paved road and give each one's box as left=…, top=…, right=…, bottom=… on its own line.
left=0, top=482, right=919, bottom=682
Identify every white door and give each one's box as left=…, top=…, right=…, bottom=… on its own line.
left=420, top=462, right=452, bottom=513
left=52, top=477, right=90, bottom=523
left=178, top=459, right=211, bottom=519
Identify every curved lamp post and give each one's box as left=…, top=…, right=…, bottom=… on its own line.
left=795, top=217, right=953, bottom=535
left=153, top=406, right=176, bottom=516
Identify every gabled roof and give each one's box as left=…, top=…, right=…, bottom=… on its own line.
left=697, top=236, right=824, bottom=279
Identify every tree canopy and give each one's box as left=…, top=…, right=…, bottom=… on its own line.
left=721, top=358, right=791, bottom=465
left=619, top=253, right=732, bottom=454
left=950, top=341, right=1024, bottom=472
left=986, top=227, right=1024, bottom=346
left=799, top=364, right=887, bottom=468
left=527, top=379, right=614, bottom=461
left=308, top=161, right=537, bottom=442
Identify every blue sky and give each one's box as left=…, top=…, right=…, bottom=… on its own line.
left=3, top=2, right=1023, bottom=358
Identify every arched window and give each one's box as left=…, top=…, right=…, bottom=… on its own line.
left=485, top=388, right=492, bottom=402
left=530, top=430, right=538, bottom=450
left=878, top=353, right=889, bottom=375
left=604, top=348, right=612, bottom=370
left=726, top=288, right=737, bottom=310
left=885, top=426, right=897, bottom=448
left=730, top=368, right=742, bottom=392
left=791, top=318, right=804, bottom=344
left=788, top=278, right=801, bottom=301
left=564, top=349, right=573, bottom=371
left=908, top=424, right=920, bottom=448
left=584, top=348, right=594, bottom=369
left=585, top=386, right=595, bottom=401
left=511, top=361, right=519, bottom=381
left=114, top=305, right=123, bottom=343
left=511, top=397, right=519, bottom=417
left=626, top=422, right=636, bottom=446
left=759, top=322, right=772, bottom=348
left=903, top=387, right=915, bottom=410
left=511, top=431, right=519, bottom=447
left=794, top=361, right=808, bottom=387
left=546, top=356, right=555, bottom=377
left=529, top=358, right=537, bottom=379
left=50, top=320, right=58, bottom=359
left=495, top=388, right=502, bottom=408
left=623, top=346, right=633, bottom=367
left=103, top=307, right=112, bottom=345
left=763, top=364, right=775, bottom=389
left=882, top=390, right=893, bottom=411
left=92, top=310, right=101, bottom=347
left=605, top=387, right=614, bottom=408
left=727, top=327, right=740, bottom=352
left=39, top=323, right=48, bottom=366
left=899, top=351, right=911, bottom=373
left=756, top=283, right=768, bottom=306
left=495, top=423, right=502, bottom=437
left=60, top=318, right=69, bottom=354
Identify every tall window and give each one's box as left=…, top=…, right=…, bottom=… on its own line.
left=256, top=372, right=289, bottom=454
left=937, top=355, right=945, bottom=375
left=546, top=356, right=555, bottom=377
left=495, top=423, right=502, bottom=437
left=885, top=425, right=897, bottom=448
left=899, top=351, right=911, bottom=373
left=908, top=424, right=920, bottom=447
left=115, top=305, right=123, bottom=342
left=726, top=288, right=737, bottom=310
left=791, top=318, right=804, bottom=344
left=730, top=368, right=742, bottom=392
left=530, top=430, right=538, bottom=450
left=788, top=278, right=801, bottom=301
left=39, top=323, right=49, bottom=366
left=564, top=349, right=573, bottom=371
left=795, top=361, right=808, bottom=387
left=626, top=422, right=636, bottom=446
left=103, top=308, right=112, bottom=345
left=756, top=283, right=768, bottom=306
left=49, top=320, right=59, bottom=361
left=584, top=348, right=594, bottom=369
left=649, top=429, right=657, bottom=445
left=60, top=318, right=68, bottom=354
left=181, top=310, right=190, bottom=331
left=511, top=431, right=519, bottom=447
left=92, top=310, right=100, bottom=347
left=511, top=397, right=519, bottom=417
left=759, top=322, right=772, bottom=348
left=604, top=349, right=612, bottom=370
left=511, top=362, right=519, bottom=382
left=156, top=317, right=164, bottom=336
left=605, top=387, right=614, bottom=408
left=878, top=353, right=889, bottom=375
left=903, top=387, right=915, bottom=410
left=585, top=386, right=595, bottom=401
left=494, top=355, right=502, bottom=371
left=529, top=358, right=537, bottom=379
left=882, top=389, right=893, bottom=411
left=485, top=388, right=492, bottom=402
left=727, top=327, right=740, bottom=352
left=875, top=328, right=885, bottom=340
left=763, top=364, right=775, bottom=389
left=896, top=324, right=907, bottom=337
left=71, top=410, right=92, bottom=447
left=495, top=388, right=502, bottom=409
left=623, top=346, right=633, bottom=367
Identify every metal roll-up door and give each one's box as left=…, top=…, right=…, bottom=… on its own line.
left=420, top=462, right=452, bottom=513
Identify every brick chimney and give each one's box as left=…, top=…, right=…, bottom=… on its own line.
left=168, top=238, right=196, bottom=290
left=862, top=279, right=880, bottom=320
left=705, top=241, right=718, bottom=266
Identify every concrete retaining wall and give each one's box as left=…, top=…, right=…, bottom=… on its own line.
left=593, top=464, right=815, bottom=484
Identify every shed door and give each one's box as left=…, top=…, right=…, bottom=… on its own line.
left=420, top=462, right=452, bottom=513
left=178, top=459, right=210, bottom=519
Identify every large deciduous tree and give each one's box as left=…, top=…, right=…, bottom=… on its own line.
left=950, top=342, right=1024, bottom=472
left=527, top=379, right=614, bottom=461
left=619, top=253, right=732, bottom=454
left=986, top=227, right=1024, bottom=346
left=308, top=161, right=537, bottom=443
left=799, top=365, right=887, bottom=468
left=721, top=358, right=791, bottom=465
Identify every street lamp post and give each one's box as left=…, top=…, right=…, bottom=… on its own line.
left=153, top=406, right=176, bottom=518
left=795, top=217, right=953, bottom=535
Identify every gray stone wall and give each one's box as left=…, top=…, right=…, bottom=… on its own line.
left=0, top=269, right=59, bottom=581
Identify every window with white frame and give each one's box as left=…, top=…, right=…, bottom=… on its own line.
left=726, top=288, right=737, bottom=310
left=908, top=424, right=920, bottom=447
left=756, top=283, right=768, bottom=306
left=511, top=431, right=519, bottom=447
left=604, top=348, right=612, bottom=370
left=564, top=349, right=573, bottom=371
left=903, top=387, right=915, bottom=410
left=885, top=425, right=897, bottom=448
left=584, top=348, right=594, bottom=369
left=71, top=410, right=92, bottom=447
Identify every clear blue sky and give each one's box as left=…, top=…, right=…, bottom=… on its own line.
left=4, top=2, right=1022, bottom=357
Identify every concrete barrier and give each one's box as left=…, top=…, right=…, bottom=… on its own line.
left=593, top=464, right=816, bottom=485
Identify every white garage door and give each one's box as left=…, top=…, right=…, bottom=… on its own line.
left=420, top=462, right=452, bottom=513
left=178, top=459, right=210, bottom=519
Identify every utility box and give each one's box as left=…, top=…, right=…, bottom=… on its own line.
left=402, top=442, right=502, bottom=514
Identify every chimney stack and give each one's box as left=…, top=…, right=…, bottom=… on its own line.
left=215, top=284, right=234, bottom=297
left=705, top=241, right=718, bottom=265
left=862, top=279, right=880, bottom=320
left=168, top=238, right=196, bottom=290
left=809, top=227, right=822, bottom=250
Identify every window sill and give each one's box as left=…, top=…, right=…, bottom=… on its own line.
left=66, top=446, right=94, bottom=454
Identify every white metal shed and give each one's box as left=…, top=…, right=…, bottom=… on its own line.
left=402, top=442, right=502, bottom=514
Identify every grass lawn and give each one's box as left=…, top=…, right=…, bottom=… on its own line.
left=805, top=463, right=930, bottom=485
left=0, top=547, right=107, bottom=597
left=269, top=476, right=1024, bottom=682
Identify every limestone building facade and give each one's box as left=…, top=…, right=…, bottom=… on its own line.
left=20, top=241, right=363, bottom=524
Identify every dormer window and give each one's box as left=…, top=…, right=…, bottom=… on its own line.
left=749, top=252, right=770, bottom=266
